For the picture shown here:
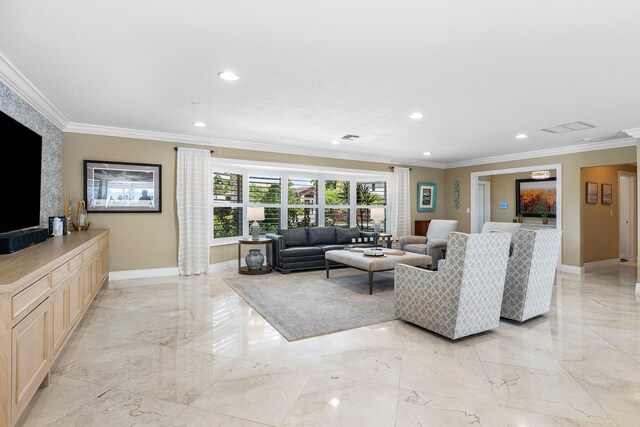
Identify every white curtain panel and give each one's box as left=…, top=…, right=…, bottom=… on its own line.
left=391, top=167, right=411, bottom=238
left=176, top=147, right=212, bottom=275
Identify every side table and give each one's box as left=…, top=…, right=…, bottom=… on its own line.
left=379, top=233, right=393, bottom=249
left=238, top=238, right=273, bottom=275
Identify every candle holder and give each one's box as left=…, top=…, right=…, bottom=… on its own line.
left=72, top=200, right=91, bottom=231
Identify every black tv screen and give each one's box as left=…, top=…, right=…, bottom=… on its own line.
left=0, top=111, right=42, bottom=234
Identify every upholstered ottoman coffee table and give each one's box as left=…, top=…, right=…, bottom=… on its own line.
left=325, top=249, right=432, bottom=295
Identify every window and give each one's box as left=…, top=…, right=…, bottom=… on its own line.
left=356, top=181, right=387, bottom=232
left=213, top=172, right=243, bottom=238
left=324, top=180, right=350, bottom=227
left=249, top=175, right=281, bottom=233
left=211, top=163, right=390, bottom=244
left=288, top=178, right=318, bottom=228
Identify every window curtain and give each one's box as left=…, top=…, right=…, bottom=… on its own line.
left=390, top=167, right=411, bottom=238
left=176, top=147, right=212, bottom=275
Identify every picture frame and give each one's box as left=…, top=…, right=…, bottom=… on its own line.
left=84, top=160, right=162, bottom=213
left=601, top=183, right=612, bottom=205
left=417, top=182, right=437, bottom=212
left=515, top=178, right=557, bottom=218
left=586, top=182, right=598, bottom=204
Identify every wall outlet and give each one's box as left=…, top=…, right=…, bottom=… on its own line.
left=466, top=208, right=470, bottom=214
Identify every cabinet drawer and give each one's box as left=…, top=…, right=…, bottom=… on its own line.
left=82, top=243, right=99, bottom=262
left=51, top=253, right=83, bottom=284
left=12, top=275, right=50, bottom=320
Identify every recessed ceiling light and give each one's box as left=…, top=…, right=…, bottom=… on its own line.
left=515, top=133, right=528, bottom=139
left=423, top=151, right=432, bottom=156
left=218, top=71, right=240, bottom=81
left=409, top=112, right=424, bottom=119
left=193, top=122, right=206, bottom=127
left=331, top=140, right=340, bottom=145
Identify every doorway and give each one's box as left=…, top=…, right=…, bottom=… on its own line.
left=476, top=181, right=491, bottom=232
left=619, top=172, right=637, bottom=262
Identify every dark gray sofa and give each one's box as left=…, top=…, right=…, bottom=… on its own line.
left=266, top=227, right=379, bottom=273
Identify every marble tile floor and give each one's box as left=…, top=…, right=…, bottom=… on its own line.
left=17, top=263, right=640, bottom=426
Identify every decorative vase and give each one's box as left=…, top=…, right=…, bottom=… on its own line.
left=542, top=217, right=549, bottom=225
left=72, top=200, right=91, bottom=231
left=245, top=249, right=264, bottom=270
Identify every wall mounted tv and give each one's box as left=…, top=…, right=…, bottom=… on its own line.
left=0, top=110, right=42, bottom=234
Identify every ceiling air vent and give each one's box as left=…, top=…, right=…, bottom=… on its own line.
left=341, top=134, right=362, bottom=141
left=541, top=121, right=596, bottom=134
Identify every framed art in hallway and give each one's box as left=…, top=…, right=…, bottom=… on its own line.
left=84, top=160, right=162, bottom=213
left=417, top=182, right=437, bottom=212
left=601, top=183, right=612, bottom=205
left=586, top=181, right=598, bottom=204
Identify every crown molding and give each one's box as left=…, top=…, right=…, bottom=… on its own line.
left=444, top=137, right=637, bottom=169
left=623, top=127, right=640, bottom=139
left=0, top=52, right=69, bottom=130
left=64, top=122, right=448, bottom=169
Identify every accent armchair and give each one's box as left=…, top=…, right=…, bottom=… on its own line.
left=501, top=228, right=562, bottom=322
left=399, top=219, right=458, bottom=269
left=395, top=231, right=511, bottom=340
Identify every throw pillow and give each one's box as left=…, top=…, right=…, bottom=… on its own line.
left=308, top=227, right=336, bottom=245
left=336, top=227, right=361, bottom=244
left=279, top=227, right=309, bottom=246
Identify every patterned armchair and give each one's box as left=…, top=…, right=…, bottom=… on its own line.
left=501, top=228, right=562, bottom=322
left=395, top=231, right=511, bottom=340
left=399, top=220, right=458, bottom=270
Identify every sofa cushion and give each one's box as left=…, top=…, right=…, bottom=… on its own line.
left=279, top=227, right=308, bottom=246
left=316, top=244, right=346, bottom=253
left=280, top=246, right=322, bottom=257
left=308, top=227, right=336, bottom=245
left=404, top=243, right=427, bottom=254
left=335, top=227, right=361, bottom=244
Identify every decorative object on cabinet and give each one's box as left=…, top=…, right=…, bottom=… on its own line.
left=417, top=182, right=437, bottom=212
left=84, top=160, right=162, bottom=213
left=453, top=180, right=460, bottom=209
left=516, top=178, right=557, bottom=217
left=72, top=201, right=91, bottom=231
left=586, top=181, right=598, bottom=204
left=601, top=183, right=612, bottom=205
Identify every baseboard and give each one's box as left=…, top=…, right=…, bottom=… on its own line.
left=583, top=258, right=620, bottom=273
left=559, top=264, right=585, bottom=275
left=108, top=260, right=237, bottom=280
left=108, top=267, right=180, bottom=280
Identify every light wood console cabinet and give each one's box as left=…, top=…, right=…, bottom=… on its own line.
left=0, top=230, right=109, bottom=426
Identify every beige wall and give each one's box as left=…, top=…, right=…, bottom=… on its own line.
left=444, top=146, right=637, bottom=267
left=63, top=133, right=445, bottom=270
left=489, top=171, right=556, bottom=224
left=581, top=164, right=637, bottom=263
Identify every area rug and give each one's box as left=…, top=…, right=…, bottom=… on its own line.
left=223, top=269, right=398, bottom=341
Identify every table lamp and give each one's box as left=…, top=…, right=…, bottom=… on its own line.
left=370, top=207, right=385, bottom=234
left=247, top=207, right=265, bottom=240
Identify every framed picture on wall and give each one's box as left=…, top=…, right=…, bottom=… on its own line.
left=602, top=183, right=612, bottom=205
left=586, top=182, right=598, bottom=204
left=417, top=182, right=437, bottom=212
left=84, top=160, right=162, bottom=213
left=515, top=178, right=557, bottom=218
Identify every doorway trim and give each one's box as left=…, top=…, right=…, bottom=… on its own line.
left=618, top=171, right=637, bottom=262
left=476, top=180, right=491, bottom=232
left=470, top=163, right=563, bottom=263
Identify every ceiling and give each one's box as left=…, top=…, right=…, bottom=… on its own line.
left=1, top=0, right=639, bottom=167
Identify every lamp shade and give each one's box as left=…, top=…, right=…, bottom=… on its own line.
left=370, top=207, right=385, bottom=222
left=247, top=206, right=265, bottom=221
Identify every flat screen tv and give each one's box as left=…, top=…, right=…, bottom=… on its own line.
left=0, top=110, right=42, bottom=234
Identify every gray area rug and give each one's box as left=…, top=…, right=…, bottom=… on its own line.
left=223, top=269, right=398, bottom=341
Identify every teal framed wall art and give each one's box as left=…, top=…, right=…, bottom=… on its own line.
left=417, top=182, right=437, bottom=212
